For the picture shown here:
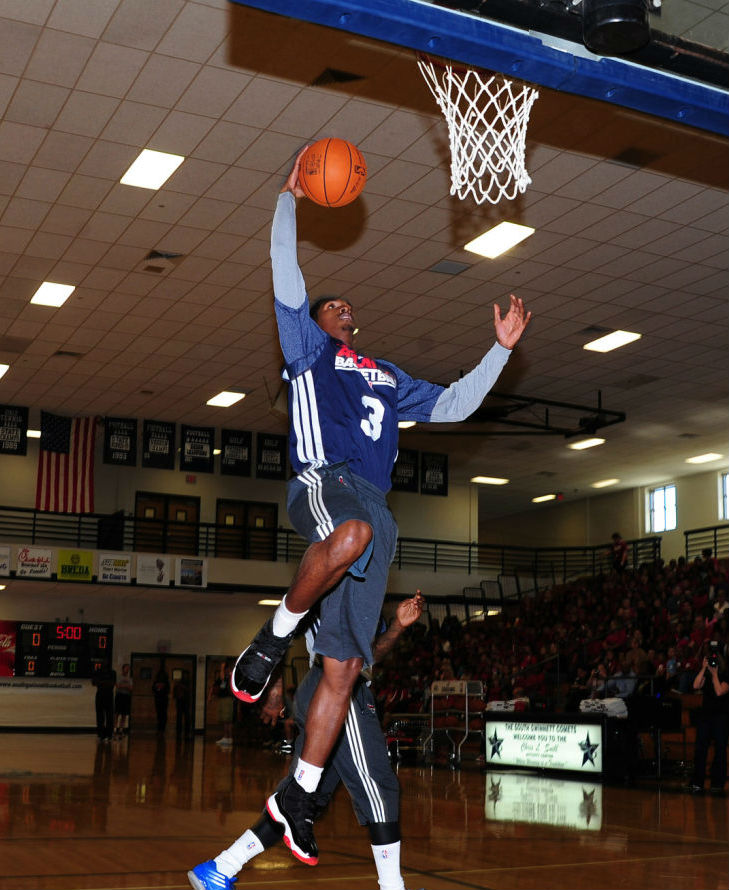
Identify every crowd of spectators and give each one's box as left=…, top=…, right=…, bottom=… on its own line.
left=372, top=549, right=729, bottom=719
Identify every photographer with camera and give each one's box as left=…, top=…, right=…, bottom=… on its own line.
left=689, top=640, right=729, bottom=795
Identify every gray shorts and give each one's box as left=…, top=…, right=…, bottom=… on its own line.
left=281, top=665, right=399, bottom=826
left=287, top=463, right=397, bottom=667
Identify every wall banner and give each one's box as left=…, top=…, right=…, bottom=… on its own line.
left=175, top=557, right=208, bottom=588
left=57, top=549, right=93, bottom=583
left=103, top=417, right=137, bottom=466
left=220, top=429, right=252, bottom=477
left=420, top=452, right=448, bottom=496
left=136, top=554, right=171, bottom=586
left=98, top=553, right=132, bottom=584
left=180, top=425, right=214, bottom=473
left=256, top=433, right=287, bottom=480
left=391, top=449, right=419, bottom=493
left=16, top=547, right=53, bottom=579
left=142, top=420, right=175, bottom=470
left=0, top=404, right=28, bottom=456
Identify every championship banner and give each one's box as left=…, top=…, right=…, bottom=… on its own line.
left=57, top=549, right=93, bottom=583
left=0, top=404, right=28, bottom=456
left=256, top=433, right=287, bottom=480
left=0, top=545, right=9, bottom=577
left=142, top=420, right=175, bottom=470
left=103, top=417, right=137, bottom=467
left=136, top=554, right=171, bottom=586
left=175, top=557, right=208, bottom=588
left=420, top=452, right=448, bottom=496
left=16, top=547, right=52, bottom=579
left=391, top=449, right=419, bottom=493
left=98, top=553, right=132, bottom=584
left=220, top=429, right=252, bottom=477
left=180, top=425, right=214, bottom=473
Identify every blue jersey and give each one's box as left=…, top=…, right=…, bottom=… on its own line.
left=270, top=191, right=513, bottom=493
left=276, top=298, right=444, bottom=492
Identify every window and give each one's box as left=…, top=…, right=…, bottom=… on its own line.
left=721, top=473, right=729, bottom=521
left=647, top=484, right=677, bottom=533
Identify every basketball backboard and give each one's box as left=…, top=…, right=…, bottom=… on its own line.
left=229, top=0, right=728, bottom=135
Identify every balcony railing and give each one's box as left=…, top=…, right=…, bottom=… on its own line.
left=0, top=504, right=662, bottom=589
left=684, top=523, right=729, bottom=561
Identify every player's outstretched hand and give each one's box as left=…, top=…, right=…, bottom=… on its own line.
left=494, top=294, right=531, bottom=350
left=395, top=590, right=425, bottom=629
left=259, top=676, right=284, bottom=727
left=282, top=145, right=309, bottom=198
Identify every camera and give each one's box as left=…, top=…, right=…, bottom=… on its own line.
left=707, top=642, right=719, bottom=669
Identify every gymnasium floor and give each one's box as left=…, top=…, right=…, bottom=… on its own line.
left=1, top=733, right=727, bottom=890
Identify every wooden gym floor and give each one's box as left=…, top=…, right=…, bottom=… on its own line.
left=1, top=733, right=727, bottom=890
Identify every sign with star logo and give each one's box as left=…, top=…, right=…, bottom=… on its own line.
left=484, top=717, right=603, bottom=773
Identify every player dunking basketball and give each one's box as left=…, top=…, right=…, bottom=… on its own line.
left=231, top=147, right=531, bottom=866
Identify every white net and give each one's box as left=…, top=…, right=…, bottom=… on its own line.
left=417, top=56, right=539, bottom=205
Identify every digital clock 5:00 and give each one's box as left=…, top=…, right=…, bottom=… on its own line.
left=0, top=621, right=114, bottom=679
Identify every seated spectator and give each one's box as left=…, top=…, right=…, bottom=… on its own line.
left=606, top=654, right=637, bottom=700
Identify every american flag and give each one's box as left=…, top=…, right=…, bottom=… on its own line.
left=35, top=412, right=97, bottom=513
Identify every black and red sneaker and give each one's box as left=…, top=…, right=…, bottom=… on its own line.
left=266, top=776, right=319, bottom=866
left=230, top=618, right=295, bottom=704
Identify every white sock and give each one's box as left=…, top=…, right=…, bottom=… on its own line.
left=371, top=841, right=405, bottom=890
left=293, top=757, right=323, bottom=793
left=214, top=829, right=265, bottom=878
left=272, top=594, right=308, bottom=637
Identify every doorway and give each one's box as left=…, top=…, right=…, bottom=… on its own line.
left=134, top=492, right=200, bottom=555
left=129, top=652, right=196, bottom=736
left=215, top=499, right=277, bottom=560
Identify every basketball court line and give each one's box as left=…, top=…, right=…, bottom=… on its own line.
left=229, top=0, right=729, bottom=135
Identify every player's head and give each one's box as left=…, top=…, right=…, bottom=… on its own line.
left=310, top=296, right=355, bottom=344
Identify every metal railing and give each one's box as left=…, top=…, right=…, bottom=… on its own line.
left=0, top=504, right=662, bottom=585
left=685, top=523, right=729, bottom=561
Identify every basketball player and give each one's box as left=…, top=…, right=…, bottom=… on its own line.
left=189, top=593, right=425, bottom=890
left=231, top=148, right=531, bottom=861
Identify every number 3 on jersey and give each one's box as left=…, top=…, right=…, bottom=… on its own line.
left=360, top=395, right=384, bottom=441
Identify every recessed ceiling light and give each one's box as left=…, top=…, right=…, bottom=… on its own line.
left=591, top=478, right=619, bottom=488
left=470, top=475, right=509, bottom=485
left=27, top=429, right=41, bottom=438
left=398, top=421, right=416, bottom=429
left=583, top=330, right=642, bottom=352
left=0, top=585, right=6, bottom=591
left=206, top=391, right=246, bottom=407
left=213, top=448, right=221, bottom=456
left=0, top=364, right=9, bottom=380
left=258, top=599, right=282, bottom=606
left=30, top=282, right=75, bottom=307
left=464, top=222, right=535, bottom=259
left=685, top=453, right=723, bottom=464
left=568, top=438, right=605, bottom=450
left=120, top=148, right=185, bottom=189
left=532, top=494, right=556, bottom=503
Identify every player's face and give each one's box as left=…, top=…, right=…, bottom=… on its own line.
left=316, top=299, right=355, bottom=343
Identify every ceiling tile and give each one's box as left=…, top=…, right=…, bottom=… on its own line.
left=0, top=17, right=41, bottom=76
left=156, top=1, right=227, bottom=63
left=24, top=28, right=95, bottom=87
left=102, top=0, right=184, bottom=52
left=48, top=0, right=118, bottom=39
left=54, top=91, right=120, bottom=138
left=4, top=79, right=69, bottom=128
left=0, top=121, right=47, bottom=164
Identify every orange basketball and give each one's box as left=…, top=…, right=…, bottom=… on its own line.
left=299, top=138, right=367, bottom=208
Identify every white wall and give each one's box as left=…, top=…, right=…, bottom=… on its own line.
left=479, top=468, right=727, bottom=560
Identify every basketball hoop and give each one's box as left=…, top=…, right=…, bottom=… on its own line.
left=417, top=54, right=539, bottom=205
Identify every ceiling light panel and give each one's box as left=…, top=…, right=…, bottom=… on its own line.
left=206, top=391, right=246, bottom=407
left=583, top=330, right=642, bottom=352
left=568, top=438, right=606, bottom=450
left=120, top=149, right=185, bottom=189
left=30, top=282, right=75, bottom=307
left=464, top=222, right=535, bottom=259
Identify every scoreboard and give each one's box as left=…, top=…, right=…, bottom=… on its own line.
left=6, top=622, right=113, bottom=678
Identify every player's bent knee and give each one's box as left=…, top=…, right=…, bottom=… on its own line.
left=328, top=520, right=372, bottom=565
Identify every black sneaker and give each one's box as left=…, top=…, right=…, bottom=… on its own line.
left=230, top=618, right=295, bottom=703
left=266, top=776, right=319, bottom=865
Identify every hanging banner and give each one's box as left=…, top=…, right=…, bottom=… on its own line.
left=16, top=547, right=53, bottom=579
left=98, top=553, right=132, bottom=584
left=420, top=452, right=448, bottom=496
left=0, top=544, right=10, bottom=576
left=220, top=429, right=252, bottom=477
left=142, top=420, right=175, bottom=470
left=57, top=549, right=94, bottom=583
left=175, top=557, right=208, bottom=588
left=180, top=425, right=214, bottom=473
left=136, top=554, right=171, bottom=586
left=103, top=417, right=137, bottom=466
left=0, top=404, right=28, bottom=456
left=256, top=433, right=287, bottom=480
left=391, top=449, right=419, bottom=493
